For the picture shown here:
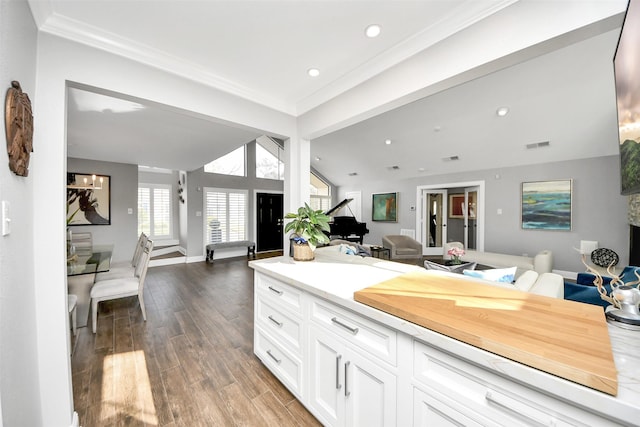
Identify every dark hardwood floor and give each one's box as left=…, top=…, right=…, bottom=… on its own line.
left=71, top=254, right=321, bottom=426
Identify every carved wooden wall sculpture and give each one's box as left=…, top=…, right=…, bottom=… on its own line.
left=5, top=81, right=33, bottom=177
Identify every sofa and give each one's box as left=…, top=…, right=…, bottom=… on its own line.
left=461, top=249, right=553, bottom=278
left=316, top=245, right=564, bottom=299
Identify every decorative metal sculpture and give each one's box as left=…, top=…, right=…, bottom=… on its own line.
left=580, top=254, right=640, bottom=330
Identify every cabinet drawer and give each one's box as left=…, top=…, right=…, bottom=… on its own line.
left=256, top=296, right=303, bottom=354
left=413, top=385, right=496, bottom=427
left=255, top=327, right=303, bottom=397
left=413, top=340, right=615, bottom=427
left=310, top=297, right=397, bottom=365
left=255, top=273, right=303, bottom=315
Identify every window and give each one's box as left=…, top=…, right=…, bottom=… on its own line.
left=310, top=172, right=331, bottom=212
left=138, top=184, right=172, bottom=239
left=256, top=136, right=284, bottom=180
left=204, top=146, right=245, bottom=176
left=204, top=188, right=247, bottom=244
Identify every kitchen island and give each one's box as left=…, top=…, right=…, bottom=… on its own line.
left=249, top=249, right=640, bottom=426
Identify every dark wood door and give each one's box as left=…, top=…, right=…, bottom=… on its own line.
left=257, top=192, right=284, bottom=252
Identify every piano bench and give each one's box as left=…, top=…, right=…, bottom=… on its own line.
left=206, top=241, right=256, bottom=263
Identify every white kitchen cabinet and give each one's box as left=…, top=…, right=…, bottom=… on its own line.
left=309, top=324, right=397, bottom=427
left=254, top=273, right=306, bottom=400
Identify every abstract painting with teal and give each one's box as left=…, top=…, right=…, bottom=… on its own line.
left=522, top=180, right=571, bottom=230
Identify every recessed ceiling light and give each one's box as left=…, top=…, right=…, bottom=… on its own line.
left=496, top=107, right=509, bottom=117
left=314, top=156, right=321, bottom=161
left=307, top=68, right=320, bottom=77
left=365, top=24, right=381, bottom=38
left=385, top=139, right=392, bottom=145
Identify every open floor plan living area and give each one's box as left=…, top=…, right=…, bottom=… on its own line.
left=2, top=0, right=640, bottom=426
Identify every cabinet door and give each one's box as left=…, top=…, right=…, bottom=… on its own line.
left=345, top=349, right=397, bottom=427
left=308, top=326, right=345, bottom=427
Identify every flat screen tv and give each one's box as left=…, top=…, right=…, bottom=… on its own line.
left=615, top=0, right=640, bottom=195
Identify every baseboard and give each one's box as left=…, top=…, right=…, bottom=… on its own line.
left=151, top=245, right=185, bottom=256
left=553, top=269, right=577, bottom=280
left=149, top=256, right=186, bottom=267
left=71, top=411, right=79, bottom=427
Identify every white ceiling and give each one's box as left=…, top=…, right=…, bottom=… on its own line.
left=31, top=0, right=627, bottom=186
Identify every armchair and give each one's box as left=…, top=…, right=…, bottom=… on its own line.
left=382, top=235, right=423, bottom=263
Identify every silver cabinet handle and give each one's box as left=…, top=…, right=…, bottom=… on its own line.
left=268, top=286, right=283, bottom=295
left=336, top=355, right=342, bottom=390
left=425, top=405, right=465, bottom=427
left=331, top=317, right=359, bottom=335
left=344, top=361, right=351, bottom=397
left=268, top=315, right=283, bottom=327
left=266, top=349, right=282, bottom=364
left=485, top=391, right=547, bottom=427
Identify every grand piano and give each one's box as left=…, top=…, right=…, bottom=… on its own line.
left=325, top=198, right=369, bottom=244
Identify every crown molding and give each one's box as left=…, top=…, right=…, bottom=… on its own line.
left=28, top=1, right=296, bottom=115
left=28, top=0, right=517, bottom=117
left=296, top=0, right=518, bottom=114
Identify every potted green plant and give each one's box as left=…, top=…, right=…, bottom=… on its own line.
left=284, top=203, right=331, bottom=261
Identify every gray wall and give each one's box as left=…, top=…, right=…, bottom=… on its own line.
left=339, top=155, right=628, bottom=274
left=186, top=141, right=284, bottom=258
left=67, top=158, right=139, bottom=262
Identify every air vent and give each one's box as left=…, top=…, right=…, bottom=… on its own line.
left=526, top=141, right=550, bottom=149
left=387, top=165, right=400, bottom=170
left=442, top=155, right=459, bottom=162
left=348, top=172, right=358, bottom=176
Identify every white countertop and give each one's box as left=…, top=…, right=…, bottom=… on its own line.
left=250, top=249, right=640, bottom=425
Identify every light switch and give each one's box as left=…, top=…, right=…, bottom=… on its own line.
left=196, top=211, right=202, bottom=217
left=128, top=208, right=133, bottom=214
left=497, top=208, right=503, bottom=215
left=2, top=200, right=10, bottom=236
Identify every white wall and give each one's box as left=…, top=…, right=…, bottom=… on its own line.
left=0, top=1, right=42, bottom=425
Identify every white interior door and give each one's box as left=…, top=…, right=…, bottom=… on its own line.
left=422, top=189, right=447, bottom=256
left=464, top=187, right=479, bottom=250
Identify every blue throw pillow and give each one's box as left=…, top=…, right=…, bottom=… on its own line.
left=463, top=267, right=517, bottom=283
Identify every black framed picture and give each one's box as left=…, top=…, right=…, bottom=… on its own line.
left=67, top=173, right=111, bottom=225
left=372, top=192, right=397, bottom=222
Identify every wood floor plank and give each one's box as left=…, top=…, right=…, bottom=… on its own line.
left=160, top=366, right=202, bottom=426
left=251, top=390, right=300, bottom=427
left=72, top=257, right=319, bottom=426
left=218, top=382, right=265, bottom=426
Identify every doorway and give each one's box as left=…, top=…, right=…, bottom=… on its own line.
left=256, top=192, right=284, bottom=252
left=416, top=181, right=484, bottom=257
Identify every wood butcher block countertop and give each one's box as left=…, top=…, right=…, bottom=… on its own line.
left=354, top=270, right=618, bottom=396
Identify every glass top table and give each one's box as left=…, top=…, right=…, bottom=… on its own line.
left=66, top=244, right=113, bottom=276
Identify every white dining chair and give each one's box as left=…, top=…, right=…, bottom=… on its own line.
left=68, top=294, right=78, bottom=336
left=96, top=232, right=148, bottom=281
left=90, top=239, right=153, bottom=333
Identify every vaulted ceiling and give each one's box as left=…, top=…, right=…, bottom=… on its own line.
left=29, top=0, right=628, bottom=186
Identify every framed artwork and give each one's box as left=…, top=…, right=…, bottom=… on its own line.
left=521, top=179, right=572, bottom=230
left=372, top=192, right=397, bottom=222
left=448, top=193, right=476, bottom=219
left=66, top=173, right=111, bottom=225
